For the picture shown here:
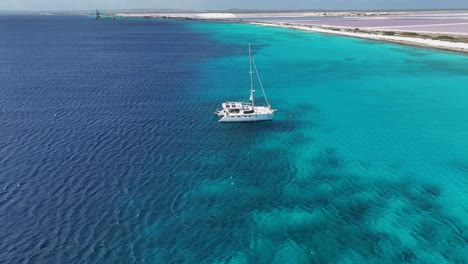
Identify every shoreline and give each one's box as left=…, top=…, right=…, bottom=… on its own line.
left=248, top=22, right=468, bottom=54
left=112, top=13, right=468, bottom=54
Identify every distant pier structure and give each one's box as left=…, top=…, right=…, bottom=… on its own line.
left=96, top=9, right=102, bottom=20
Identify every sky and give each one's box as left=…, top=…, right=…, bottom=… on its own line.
left=1, top=0, right=468, bottom=11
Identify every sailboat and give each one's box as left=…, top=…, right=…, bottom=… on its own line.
left=215, top=44, right=276, bottom=122
left=96, top=10, right=102, bottom=20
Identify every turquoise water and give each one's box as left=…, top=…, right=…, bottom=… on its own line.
left=1, top=16, right=467, bottom=263
left=182, top=22, right=468, bottom=263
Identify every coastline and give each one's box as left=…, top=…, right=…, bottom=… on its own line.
left=248, top=22, right=468, bottom=54
left=112, top=12, right=468, bottom=54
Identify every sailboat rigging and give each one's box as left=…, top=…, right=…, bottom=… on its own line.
left=215, top=44, right=276, bottom=122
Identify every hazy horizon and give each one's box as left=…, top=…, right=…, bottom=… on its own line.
left=1, top=0, right=468, bottom=12
left=3, top=8, right=468, bottom=12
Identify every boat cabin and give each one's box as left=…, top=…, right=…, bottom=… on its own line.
left=222, top=102, right=252, bottom=114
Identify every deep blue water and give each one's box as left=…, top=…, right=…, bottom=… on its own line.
left=0, top=15, right=229, bottom=263
left=1, top=15, right=468, bottom=263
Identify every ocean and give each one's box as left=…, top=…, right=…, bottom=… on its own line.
left=0, top=15, right=467, bottom=263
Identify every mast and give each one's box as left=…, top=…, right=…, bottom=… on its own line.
left=249, top=43, right=255, bottom=107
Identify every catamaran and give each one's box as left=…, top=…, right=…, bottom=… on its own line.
left=215, top=44, right=276, bottom=122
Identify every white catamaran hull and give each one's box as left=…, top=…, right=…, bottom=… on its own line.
left=215, top=44, right=276, bottom=123
left=218, top=113, right=274, bottom=122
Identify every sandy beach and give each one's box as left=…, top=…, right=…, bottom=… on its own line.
left=115, top=11, right=468, bottom=53
left=250, top=22, right=468, bottom=53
